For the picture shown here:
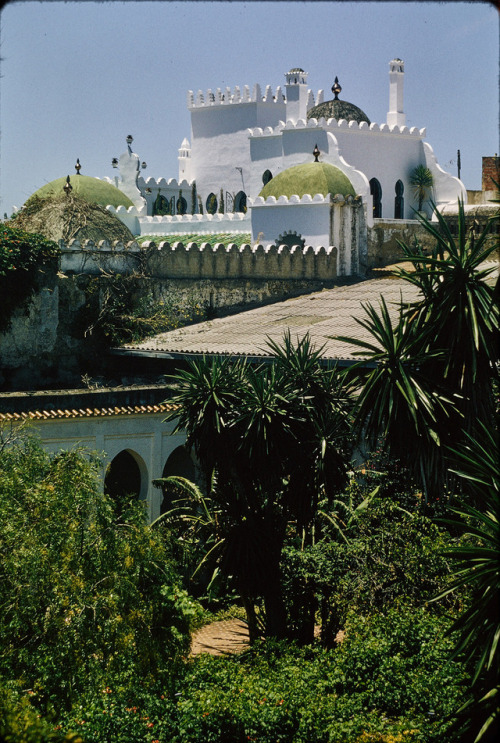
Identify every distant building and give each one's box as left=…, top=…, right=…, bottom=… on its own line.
left=103, top=59, right=466, bottom=268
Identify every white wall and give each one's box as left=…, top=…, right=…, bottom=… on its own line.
left=27, top=413, right=187, bottom=523
left=250, top=196, right=331, bottom=247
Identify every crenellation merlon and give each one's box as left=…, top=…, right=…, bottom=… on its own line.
left=187, top=83, right=303, bottom=108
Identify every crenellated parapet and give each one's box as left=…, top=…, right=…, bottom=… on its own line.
left=187, top=83, right=323, bottom=109
left=137, top=176, right=193, bottom=190
left=249, top=193, right=362, bottom=206
left=248, top=118, right=426, bottom=138
left=58, top=238, right=338, bottom=281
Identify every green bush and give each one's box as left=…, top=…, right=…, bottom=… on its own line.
left=281, top=486, right=461, bottom=646
left=0, top=223, right=59, bottom=332
left=0, top=434, right=196, bottom=714
left=54, top=606, right=467, bottom=742
left=0, top=679, right=82, bottom=743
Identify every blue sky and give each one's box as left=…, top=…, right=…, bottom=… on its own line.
left=0, top=1, right=498, bottom=214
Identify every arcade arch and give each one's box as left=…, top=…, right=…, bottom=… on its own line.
left=160, top=445, right=197, bottom=515
left=104, top=448, right=148, bottom=512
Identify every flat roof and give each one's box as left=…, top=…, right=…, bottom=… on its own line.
left=114, top=275, right=423, bottom=362
left=114, top=260, right=498, bottom=362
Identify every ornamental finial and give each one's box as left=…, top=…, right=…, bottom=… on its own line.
left=332, top=76, right=342, bottom=100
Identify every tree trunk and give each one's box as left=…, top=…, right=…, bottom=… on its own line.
left=241, top=594, right=260, bottom=645
left=262, top=563, right=288, bottom=640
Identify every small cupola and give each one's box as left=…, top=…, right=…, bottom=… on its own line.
left=285, top=67, right=308, bottom=85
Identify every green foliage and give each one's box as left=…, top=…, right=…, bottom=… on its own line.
left=336, top=200, right=498, bottom=500
left=396, top=200, right=499, bottom=438
left=282, top=467, right=460, bottom=645
left=0, top=223, right=59, bottom=332
left=409, top=165, right=434, bottom=211
left=62, top=606, right=467, bottom=742
left=434, top=426, right=500, bottom=742
left=0, top=680, right=82, bottom=743
left=75, top=274, right=206, bottom=348
left=0, top=434, right=195, bottom=714
left=206, top=194, right=217, bottom=215
left=336, top=297, right=454, bottom=497
left=163, top=333, right=354, bottom=640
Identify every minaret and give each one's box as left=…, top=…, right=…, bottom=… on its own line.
left=387, top=58, right=406, bottom=128
left=284, top=67, right=309, bottom=123
left=178, top=137, right=192, bottom=181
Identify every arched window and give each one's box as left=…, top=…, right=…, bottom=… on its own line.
left=206, top=192, right=218, bottom=214
left=104, top=449, right=144, bottom=515
left=262, top=169, right=273, bottom=186
left=160, top=445, right=196, bottom=515
left=234, top=191, right=247, bottom=213
left=370, top=178, right=382, bottom=218
left=176, top=196, right=187, bottom=215
left=153, top=194, right=170, bottom=216
left=394, top=180, right=404, bottom=219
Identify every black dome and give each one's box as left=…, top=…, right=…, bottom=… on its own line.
left=307, top=98, right=371, bottom=125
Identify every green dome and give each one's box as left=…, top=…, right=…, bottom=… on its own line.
left=27, top=175, right=134, bottom=209
left=307, top=98, right=370, bottom=125
left=259, top=162, right=355, bottom=200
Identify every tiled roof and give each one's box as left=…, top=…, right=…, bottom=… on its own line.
left=0, top=403, right=178, bottom=422
left=117, top=276, right=422, bottom=361
left=117, top=264, right=498, bottom=362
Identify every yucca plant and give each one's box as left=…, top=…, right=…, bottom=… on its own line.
left=162, top=335, right=354, bottom=641
left=335, top=296, right=456, bottom=500
left=396, top=199, right=499, bottom=437
left=434, top=425, right=500, bottom=742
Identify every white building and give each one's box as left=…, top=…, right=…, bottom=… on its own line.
left=106, top=59, right=465, bottom=268
left=173, top=59, right=464, bottom=219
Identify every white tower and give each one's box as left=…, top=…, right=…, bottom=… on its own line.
left=178, top=137, right=192, bottom=181
left=285, top=67, right=309, bottom=123
left=387, top=58, right=406, bottom=128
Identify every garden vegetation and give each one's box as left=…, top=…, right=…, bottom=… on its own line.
left=0, top=201, right=498, bottom=742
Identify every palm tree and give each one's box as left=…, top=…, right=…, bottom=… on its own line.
left=161, top=334, right=354, bottom=641
left=410, top=164, right=434, bottom=212
left=335, top=296, right=455, bottom=500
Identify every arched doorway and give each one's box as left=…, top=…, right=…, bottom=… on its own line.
left=394, top=180, right=404, bottom=219
left=206, top=193, right=218, bottom=214
left=177, top=195, right=187, bottom=215
left=370, top=178, right=382, bottom=218
left=160, top=445, right=196, bottom=515
left=153, top=194, right=172, bottom=216
left=234, top=191, right=247, bottom=213
left=104, top=449, right=146, bottom=514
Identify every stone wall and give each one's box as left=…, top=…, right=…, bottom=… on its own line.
left=365, top=219, right=437, bottom=267
left=59, top=239, right=338, bottom=281
left=0, top=259, right=340, bottom=391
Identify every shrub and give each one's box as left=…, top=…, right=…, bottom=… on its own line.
left=281, top=486, right=461, bottom=646
left=0, top=434, right=196, bottom=714
left=58, top=606, right=467, bottom=742
left=0, top=223, right=59, bottom=332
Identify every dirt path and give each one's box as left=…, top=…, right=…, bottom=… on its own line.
left=190, top=619, right=332, bottom=656
left=190, top=618, right=250, bottom=656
